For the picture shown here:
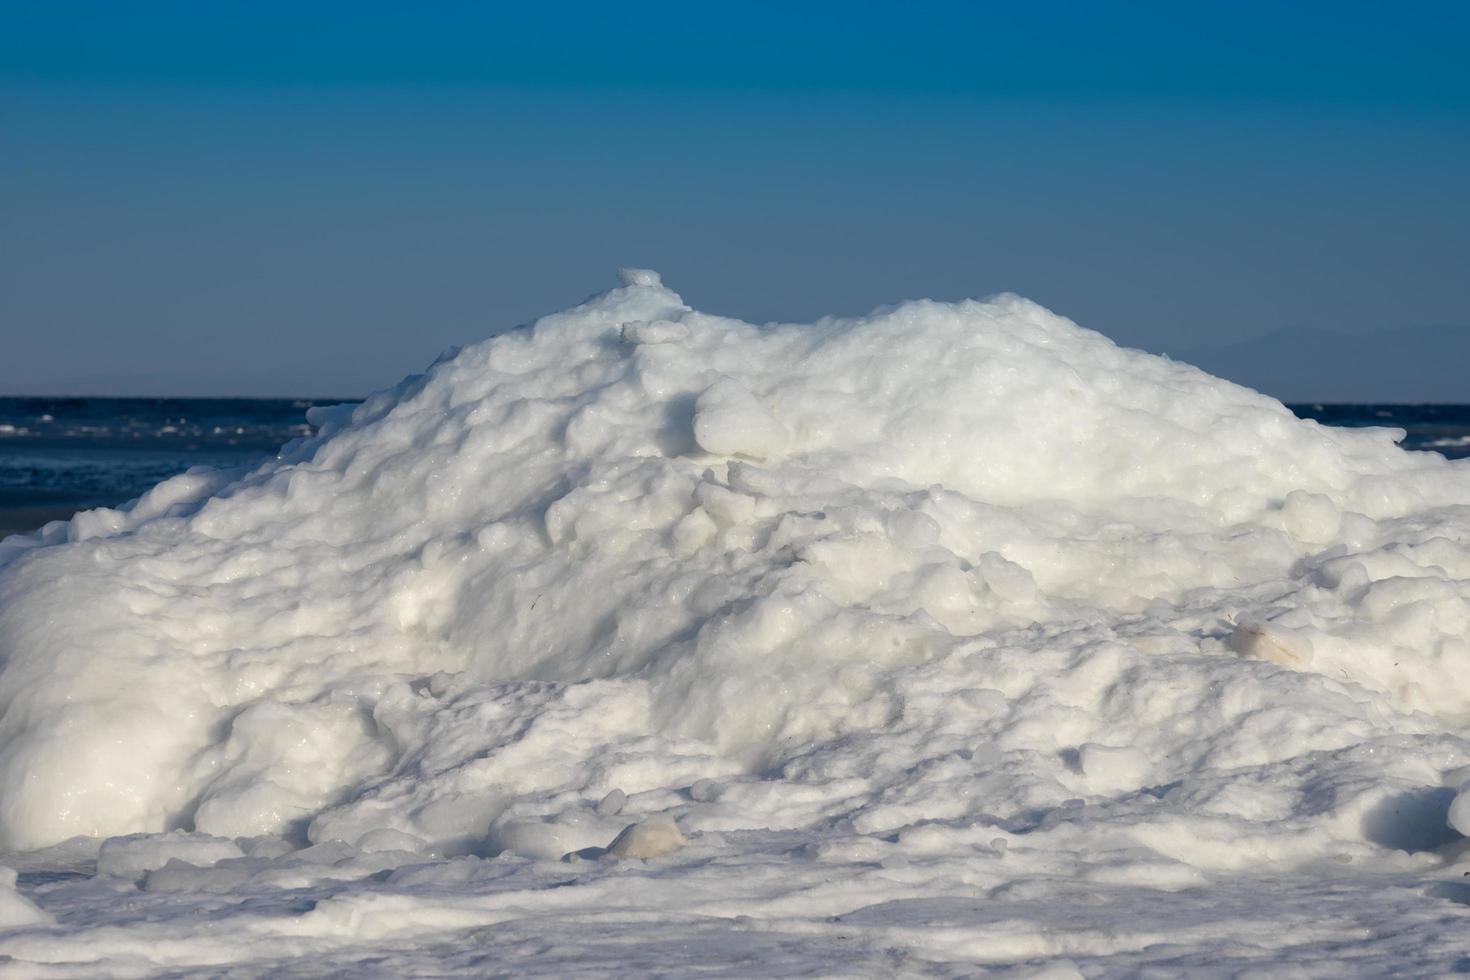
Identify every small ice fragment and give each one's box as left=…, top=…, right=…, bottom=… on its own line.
left=606, top=815, right=686, bottom=860
left=0, top=867, right=54, bottom=927
left=692, top=379, right=787, bottom=459
left=96, top=832, right=245, bottom=879
left=596, top=789, right=627, bottom=817
left=672, top=508, right=718, bottom=553
left=887, top=508, right=941, bottom=549
left=240, top=836, right=294, bottom=859
left=689, top=778, right=719, bottom=802
left=1279, top=490, right=1341, bottom=542
left=1448, top=782, right=1470, bottom=837
left=617, top=267, right=662, bottom=287
left=693, top=482, right=756, bottom=527
left=1077, top=743, right=1151, bottom=794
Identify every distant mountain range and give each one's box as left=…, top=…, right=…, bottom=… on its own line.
left=1168, top=324, right=1470, bottom=404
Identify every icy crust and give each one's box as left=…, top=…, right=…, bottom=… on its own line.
left=2, top=273, right=1470, bottom=970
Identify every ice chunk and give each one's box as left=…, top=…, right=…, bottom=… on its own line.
left=692, top=378, right=787, bottom=459
left=1077, top=743, right=1152, bottom=795
left=606, top=815, right=686, bottom=860
left=1449, top=782, right=1470, bottom=838
left=488, top=812, right=620, bottom=861
left=595, top=789, right=627, bottom=817
left=617, top=267, right=662, bottom=287
left=96, top=832, right=245, bottom=879
left=0, top=868, right=52, bottom=928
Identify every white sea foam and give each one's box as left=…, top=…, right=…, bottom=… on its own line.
left=1, top=273, right=1468, bottom=974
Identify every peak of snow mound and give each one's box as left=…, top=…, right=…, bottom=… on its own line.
left=616, top=267, right=663, bottom=287
left=0, top=271, right=1468, bottom=868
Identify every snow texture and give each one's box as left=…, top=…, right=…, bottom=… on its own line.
left=2, top=272, right=1470, bottom=975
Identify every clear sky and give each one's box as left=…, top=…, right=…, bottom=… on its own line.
left=2, top=1, right=1467, bottom=398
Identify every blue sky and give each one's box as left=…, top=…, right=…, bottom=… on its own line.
left=2, top=1, right=1467, bottom=397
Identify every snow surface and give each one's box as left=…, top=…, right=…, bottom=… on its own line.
left=2, top=271, right=1470, bottom=975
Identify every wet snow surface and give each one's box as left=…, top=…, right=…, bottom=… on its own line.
left=2, top=272, right=1469, bottom=976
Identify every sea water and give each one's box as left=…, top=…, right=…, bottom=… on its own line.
left=0, top=398, right=333, bottom=536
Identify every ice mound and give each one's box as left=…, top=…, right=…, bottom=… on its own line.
left=1, top=270, right=1469, bottom=893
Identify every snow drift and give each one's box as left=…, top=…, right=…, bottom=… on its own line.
left=2, top=271, right=1470, bottom=972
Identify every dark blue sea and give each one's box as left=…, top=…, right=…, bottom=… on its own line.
left=1, top=397, right=1468, bottom=538
left=0, top=397, right=339, bottom=537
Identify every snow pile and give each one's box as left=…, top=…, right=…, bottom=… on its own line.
left=2, top=271, right=1470, bottom=973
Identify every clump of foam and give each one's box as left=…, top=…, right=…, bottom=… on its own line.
left=0, top=272, right=1467, bottom=911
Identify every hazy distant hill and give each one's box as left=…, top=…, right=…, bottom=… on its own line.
left=1170, top=325, right=1470, bottom=404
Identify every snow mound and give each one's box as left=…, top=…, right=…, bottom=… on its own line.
left=1, top=272, right=1468, bottom=889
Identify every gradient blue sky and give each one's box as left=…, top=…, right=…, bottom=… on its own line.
left=2, top=1, right=1467, bottom=397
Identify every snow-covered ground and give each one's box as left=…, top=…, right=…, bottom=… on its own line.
left=2, top=271, right=1469, bottom=976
